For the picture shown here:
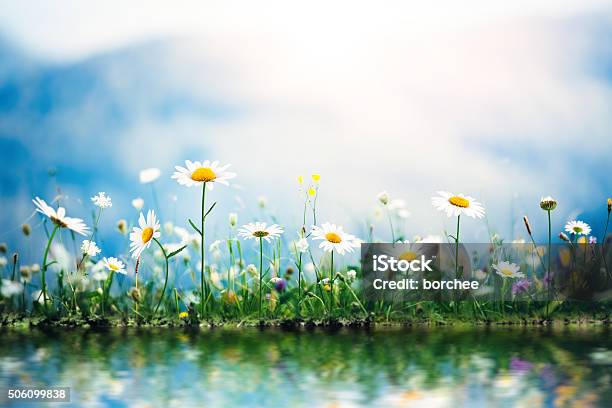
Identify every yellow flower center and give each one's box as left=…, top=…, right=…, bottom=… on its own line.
left=253, top=230, right=269, bottom=238
left=191, top=167, right=217, bottom=182
left=50, top=216, right=68, bottom=228
left=448, top=196, right=469, bottom=208
left=572, top=227, right=582, bottom=234
left=325, top=232, right=342, bottom=244
left=109, top=263, right=119, bottom=271
left=501, top=268, right=513, bottom=276
left=399, top=251, right=418, bottom=262
left=141, top=227, right=154, bottom=243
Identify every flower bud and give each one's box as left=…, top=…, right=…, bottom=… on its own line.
left=540, top=196, right=557, bottom=211
left=117, top=219, right=127, bottom=235
left=129, top=287, right=141, bottom=302
left=229, top=212, right=238, bottom=227
left=559, top=232, right=570, bottom=242
left=21, top=224, right=31, bottom=237
left=377, top=191, right=390, bottom=206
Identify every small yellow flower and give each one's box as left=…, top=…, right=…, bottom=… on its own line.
left=179, top=311, right=189, bottom=319
left=297, top=175, right=304, bottom=185
left=323, top=284, right=331, bottom=292
left=311, top=173, right=321, bottom=183
left=307, top=187, right=316, bottom=197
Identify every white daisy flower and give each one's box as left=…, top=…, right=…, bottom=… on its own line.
left=310, top=222, right=361, bottom=255
left=431, top=191, right=485, bottom=219
left=397, top=209, right=411, bottom=219
left=91, top=192, right=112, bottom=208
left=209, top=240, right=223, bottom=252
left=346, top=270, right=357, bottom=280
left=416, top=235, right=443, bottom=243
left=377, top=191, right=390, bottom=206
left=32, top=197, right=89, bottom=235
left=293, top=237, right=309, bottom=253
left=81, top=240, right=101, bottom=257
left=388, top=199, right=407, bottom=211
left=132, top=197, right=144, bottom=210
left=139, top=168, right=161, bottom=184
left=565, top=220, right=591, bottom=236
left=174, top=226, right=201, bottom=249
left=246, top=264, right=258, bottom=276
left=171, top=160, right=236, bottom=189
left=493, top=261, right=524, bottom=279
left=1, top=279, right=23, bottom=297
left=102, top=257, right=127, bottom=275
left=238, top=222, right=284, bottom=243
left=92, top=270, right=109, bottom=281
left=129, top=210, right=161, bottom=258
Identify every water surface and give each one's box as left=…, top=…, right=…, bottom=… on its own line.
left=0, top=326, right=610, bottom=407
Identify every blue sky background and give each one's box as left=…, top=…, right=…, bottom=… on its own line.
left=1, top=1, right=612, bottom=260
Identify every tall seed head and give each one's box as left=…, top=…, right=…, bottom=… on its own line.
left=523, top=216, right=532, bottom=236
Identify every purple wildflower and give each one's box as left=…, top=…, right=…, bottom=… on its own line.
left=274, top=278, right=287, bottom=292
left=510, top=357, right=533, bottom=373
left=543, top=271, right=554, bottom=287
left=512, top=279, right=531, bottom=296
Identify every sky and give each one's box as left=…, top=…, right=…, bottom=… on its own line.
left=1, top=1, right=612, bottom=258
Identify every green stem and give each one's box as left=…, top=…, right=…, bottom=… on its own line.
left=41, top=225, right=60, bottom=313
left=297, top=252, right=302, bottom=318
left=102, top=270, right=115, bottom=316
left=153, top=238, right=169, bottom=314
left=454, top=215, right=461, bottom=316
left=259, top=237, right=263, bottom=320
left=200, top=182, right=207, bottom=319
left=455, top=215, right=461, bottom=278
left=387, top=209, right=395, bottom=243
left=546, top=210, right=552, bottom=319
left=602, top=211, right=610, bottom=282
left=329, top=250, right=334, bottom=319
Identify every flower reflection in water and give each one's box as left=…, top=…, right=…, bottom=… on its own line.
left=0, top=327, right=609, bottom=407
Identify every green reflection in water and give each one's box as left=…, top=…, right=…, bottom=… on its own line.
left=0, top=327, right=610, bottom=407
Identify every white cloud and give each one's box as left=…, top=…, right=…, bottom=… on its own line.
left=1, top=0, right=611, bottom=241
